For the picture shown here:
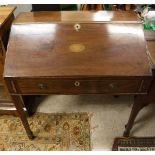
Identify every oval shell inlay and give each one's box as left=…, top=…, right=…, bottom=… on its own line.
left=69, top=44, right=85, bottom=53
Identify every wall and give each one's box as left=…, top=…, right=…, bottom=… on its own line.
left=8, top=4, right=80, bottom=16
left=9, top=4, right=32, bottom=16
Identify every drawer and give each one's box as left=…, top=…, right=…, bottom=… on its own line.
left=10, top=78, right=148, bottom=95
left=0, top=46, right=2, bottom=52
left=150, top=80, right=155, bottom=94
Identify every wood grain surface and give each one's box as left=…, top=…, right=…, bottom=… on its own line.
left=14, top=11, right=140, bottom=24
left=4, top=23, right=151, bottom=77
left=0, top=6, right=16, bottom=27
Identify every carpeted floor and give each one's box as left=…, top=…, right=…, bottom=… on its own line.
left=35, top=95, right=155, bottom=150
left=0, top=112, right=91, bottom=151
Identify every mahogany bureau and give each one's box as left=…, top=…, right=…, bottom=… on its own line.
left=3, top=11, right=154, bottom=139
left=0, top=6, right=16, bottom=115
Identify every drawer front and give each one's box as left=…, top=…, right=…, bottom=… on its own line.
left=11, top=78, right=145, bottom=94
left=0, top=45, right=2, bottom=53
left=150, top=80, right=155, bottom=94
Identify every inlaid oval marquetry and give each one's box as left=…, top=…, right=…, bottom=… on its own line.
left=69, top=43, right=85, bottom=53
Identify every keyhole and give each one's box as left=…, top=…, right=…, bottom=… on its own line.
left=74, top=24, right=81, bottom=31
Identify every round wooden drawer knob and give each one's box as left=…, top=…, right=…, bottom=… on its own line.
left=109, top=83, right=114, bottom=89
left=38, top=83, right=47, bottom=89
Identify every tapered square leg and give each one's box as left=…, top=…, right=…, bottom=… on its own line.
left=11, top=95, right=35, bottom=140
left=123, top=95, right=149, bottom=137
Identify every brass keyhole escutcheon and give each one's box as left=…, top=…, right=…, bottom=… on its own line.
left=74, top=81, right=80, bottom=87
left=74, top=23, right=81, bottom=31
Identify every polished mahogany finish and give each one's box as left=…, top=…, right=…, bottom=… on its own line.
left=0, top=7, right=16, bottom=25
left=10, top=77, right=151, bottom=95
left=145, top=30, right=155, bottom=41
left=0, top=6, right=16, bottom=47
left=0, top=6, right=17, bottom=115
left=5, top=23, right=151, bottom=77
left=147, top=41, right=155, bottom=68
left=123, top=38, right=155, bottom=137
left=3, top=11, right=154, bottom=139
left=14, top=11, right=140, bottom=24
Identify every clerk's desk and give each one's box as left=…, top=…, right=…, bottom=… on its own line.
left=0, top=6, right=16, bottom=114
left=3, top=11, right=155, bottom=139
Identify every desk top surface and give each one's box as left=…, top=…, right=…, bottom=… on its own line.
left=4, top=11, right=152, bottom=78
left=0, top=6, right=16, bottom=28
left=14, top=11, right=140, bottom=24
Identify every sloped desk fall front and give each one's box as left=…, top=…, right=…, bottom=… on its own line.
left=3, top=11, right=153, bottom=139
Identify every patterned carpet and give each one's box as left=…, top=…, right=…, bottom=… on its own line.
left=0, top=112, right=91, bottom=151
left=112, top=137, right=155, bottom=151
